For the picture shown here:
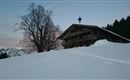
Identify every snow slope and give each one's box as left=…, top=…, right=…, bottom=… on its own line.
left=0, top=40, right=130, bottom=79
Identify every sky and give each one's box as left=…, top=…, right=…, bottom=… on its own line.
left=0, top=0, right=130, bottom=48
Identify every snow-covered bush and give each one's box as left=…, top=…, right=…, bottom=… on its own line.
left=0, top=48, right=28, bottom=59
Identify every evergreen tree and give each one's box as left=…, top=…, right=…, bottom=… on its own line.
left=112, top=19, right=119, bottom=32
left=105, top=16, right=130, bottom=39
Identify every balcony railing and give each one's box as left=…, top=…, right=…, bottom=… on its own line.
left=64, top=36, right=96, bottom=45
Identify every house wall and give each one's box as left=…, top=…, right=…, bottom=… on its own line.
left=63, top=30, right=97, bottom=48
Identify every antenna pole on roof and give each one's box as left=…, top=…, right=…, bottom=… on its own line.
left=78, top=16, right=82, bottom=23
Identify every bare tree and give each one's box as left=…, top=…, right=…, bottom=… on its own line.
left=18, top=3, right=61, bottom=52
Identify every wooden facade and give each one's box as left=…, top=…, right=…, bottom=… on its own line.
left=58, top=24, right=130, bottom=48
left=58, top=24, right=98, bottom=48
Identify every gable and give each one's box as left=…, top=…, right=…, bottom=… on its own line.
left=58, top=24, right=97, bottom=39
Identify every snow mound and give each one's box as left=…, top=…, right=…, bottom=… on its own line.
left=0, top=41, right=130, bottom=79
left=92, top=39, right=120, bottom=47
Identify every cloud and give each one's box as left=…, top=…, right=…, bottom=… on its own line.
left=0, top=32, right=22, bottom=48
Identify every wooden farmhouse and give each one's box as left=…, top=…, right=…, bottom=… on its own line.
left=58, top=24, right=130, bottom=48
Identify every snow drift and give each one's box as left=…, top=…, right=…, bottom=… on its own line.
left=0, top=40, right=130, bottom=79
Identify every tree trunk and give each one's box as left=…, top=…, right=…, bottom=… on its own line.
left=37, top=46, right=43, bottom=53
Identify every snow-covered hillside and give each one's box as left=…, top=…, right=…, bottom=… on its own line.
left=0, top=40, right=130, bottom=79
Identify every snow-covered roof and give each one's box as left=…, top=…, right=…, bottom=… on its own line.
left=99, top=27, right=130, bottom=42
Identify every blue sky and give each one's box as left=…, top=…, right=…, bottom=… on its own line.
left=0, top=0, right=130, bottom=48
